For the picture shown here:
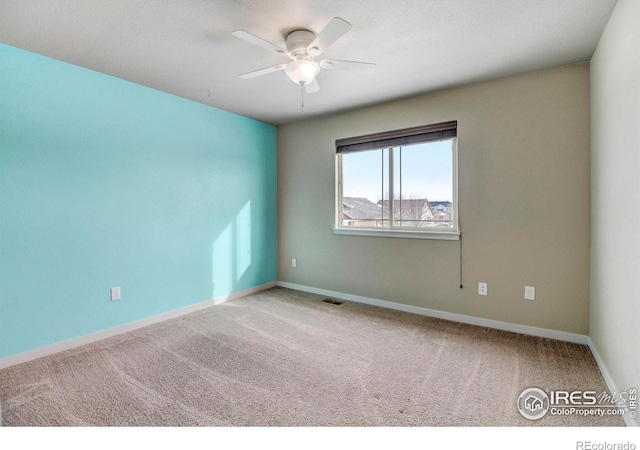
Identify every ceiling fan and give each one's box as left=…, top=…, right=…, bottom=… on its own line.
left=232, top=17, right=375, bottom=94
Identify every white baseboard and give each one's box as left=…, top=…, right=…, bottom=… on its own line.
left=0, top=282, right=277, bottom=371
left=588, top=339, right=638, bottom=427
left=277, top=281, right=589, bottom=344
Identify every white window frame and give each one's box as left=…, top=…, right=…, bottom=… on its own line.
left=334, top=122, right=459, bottom=240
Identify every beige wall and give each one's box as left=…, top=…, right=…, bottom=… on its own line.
left=278, top=63, right=591, bottom=334
left=590, top=0, right=640, bottom=412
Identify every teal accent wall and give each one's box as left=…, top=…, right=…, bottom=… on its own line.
left=0, top=44, right=277, bottom=359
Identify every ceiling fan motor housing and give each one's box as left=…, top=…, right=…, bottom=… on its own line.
left=286, top=30, right=316, bottom=57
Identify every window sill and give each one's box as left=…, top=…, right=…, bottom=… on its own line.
left=332, top=228, right=460, bottom=240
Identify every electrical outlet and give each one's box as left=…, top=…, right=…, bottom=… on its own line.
left=525, top=286, right=535, bottom=300
left=110, top=287, right=121, bottom=301
left=291, top=258, right=297, bottom=268
left=478, top=282, right=488, bottom=296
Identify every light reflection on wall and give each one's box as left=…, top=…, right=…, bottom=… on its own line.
left=237, top=201, right=251, bottom=281
left=212, top=200, right=252, bottom=298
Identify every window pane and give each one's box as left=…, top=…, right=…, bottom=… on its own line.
left=382, top=148, right=389, bottom=228
left=398, top=139, right=454, bottom=228
left=341, top=149, right=385, bottom=228
left=339, top=138, right=455, bottom=231
left=393, top=147, right=401, bottom=225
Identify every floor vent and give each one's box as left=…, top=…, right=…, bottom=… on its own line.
left=322, top=298, right=344, bottom=305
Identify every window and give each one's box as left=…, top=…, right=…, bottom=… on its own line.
left=335, top=121, right=458, bottom=240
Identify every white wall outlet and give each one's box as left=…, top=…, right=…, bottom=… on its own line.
left=110, top=287, right=121, bottom=301
left=525, top=286, right=536, bottom=300
left=291, top=258, right=297, bottom=268
left=478, top=282, right=488, bottom=296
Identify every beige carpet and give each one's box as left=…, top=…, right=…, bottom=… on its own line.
left=0, top=287, right=624, bottom=426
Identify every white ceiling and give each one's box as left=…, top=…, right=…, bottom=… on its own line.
left=0, top=0, right=617, bottom=126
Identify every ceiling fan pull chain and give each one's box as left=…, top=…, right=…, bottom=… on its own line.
left=300, top=83, right=305, bottom=114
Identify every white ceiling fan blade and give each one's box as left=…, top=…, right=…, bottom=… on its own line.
left=307, top=17, right=351, bottom=56
left=232, top=30, right=287, bottom=55
left=320, top=59, right=376, bottom=75
left=238, top=64, right=286, bottom=79
left=304, top=78, right=320, bottom=94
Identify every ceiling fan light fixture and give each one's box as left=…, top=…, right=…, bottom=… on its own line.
left=284, top=60, right=320, bottom=85
left=234, top=17, right=375, bottom=96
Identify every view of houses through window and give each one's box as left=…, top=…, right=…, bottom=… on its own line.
left=340, top=139, right=455, bottom=229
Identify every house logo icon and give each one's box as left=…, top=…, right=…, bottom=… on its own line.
left=525, top=395, right=544, bottom=411
left=517, top=388, right=550, bottom=420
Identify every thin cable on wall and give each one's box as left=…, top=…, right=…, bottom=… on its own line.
left=458, top=217, right=463, bottom=289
